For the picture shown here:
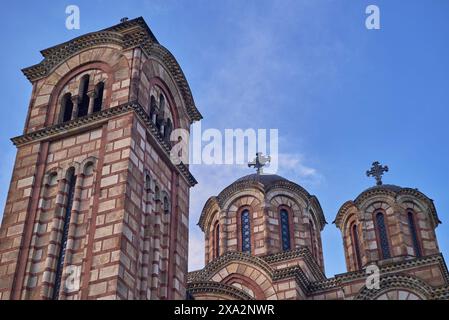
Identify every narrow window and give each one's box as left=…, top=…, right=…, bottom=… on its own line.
left=61, top=93, right=73, bottom=123
left=163, top=196, right=170, bottom=214
left=241, top=210, right=251, bottom=253
left=280, top=209, right=291, bottom=251
left=145, top=174, right=151, bottom=192
left=164, top=118, right=172, bottom=143
left=309, top=220, right=316, bottom=257
left=376, top=212, right=391, bottom=259
left=154, top=186, right=160, bottom=201
left=93, top=82, right=104, bottom=113
left=150, top=95, right=157, bottom=122
left=407, top=211, right=422, bottom=257
left=351, top=223, right=362, bottom=269
left=77, top=75, right=90, bottom=117
left=214, top=221, right=220, bottom=258
left=52, top=168, right=77, bottom=300
left=159, top=94, right=165, bottom=111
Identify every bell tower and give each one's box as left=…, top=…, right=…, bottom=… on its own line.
left=0, top=17, right=201, bottom=300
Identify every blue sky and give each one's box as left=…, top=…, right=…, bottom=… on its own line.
left=0, top=0, right=448, bottom=277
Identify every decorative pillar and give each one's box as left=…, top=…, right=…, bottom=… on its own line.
left=71, top=95, right=80, bottom=120
left=87, top=91, right=97, bottom=115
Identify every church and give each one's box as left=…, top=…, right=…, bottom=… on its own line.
left=0, top=17, right=448, bottom=300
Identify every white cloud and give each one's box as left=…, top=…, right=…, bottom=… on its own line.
left=277, top=152, right=324, bottom=186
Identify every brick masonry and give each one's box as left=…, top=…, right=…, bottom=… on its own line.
left=0, top=18, right=198, bottom=300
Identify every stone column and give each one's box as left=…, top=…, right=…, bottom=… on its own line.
left=71, top=95, right=80, bottom=120
left=87, top=91, right=97, bottom=115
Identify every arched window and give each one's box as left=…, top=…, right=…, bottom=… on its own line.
left=150, top=95, right=157, bottom=123
left=163, top=196, right=170, bottom=214
left=241, top=209, right=251, bottom=253
left=93, top=82, right=104, bottom=113
left=214, top=221, right=220, bottom=258
left=61, top=93, right=73, bottom=123
left=164, top=118, right=172, bottom=143
left=407, top=211, right=422, bottom=257
left=154, top=186, right=160, bottom=201
left=279, top=209, right=291, bottom=251
left=159, top=94, right=165, bottom=111
left=351, top=223, right=362, bottom=269
left=309, top=219, right=316, bottom=257
left=375, top=212, right=391, bottom=259
left=52, top=168, right=77, bottom=300
left=145, top=174, right=151, bottom=192
left=77, top=75, right=90, bottom=118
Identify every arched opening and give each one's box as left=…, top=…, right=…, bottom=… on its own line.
left=159, top=94, right=165, bottom=111
left=309, top=219, right=316, bottom=258
left=279, top=209, right=291, bottom=251
left=154, top=186, right=160, bottom=201
left=164, top=118, right=173, bottom=143
left=150, top=95, right=157, bottom=123
left=52, top=167, right=77, bottom=300
left=145, top=174, right=152, bottom=192
left=241, top=209, right=251, bottom=253
left=213, top=221, right=220, bottom=258
left=351, top=223, right=362, bottom=269
left=77, top=75, right=90, bottom=117
left=163, top=196, right=170, bottom=214
left=61, top=93, right=73, bottom=123
left=407, top=211, right=422, bottom=257
left=375, top=211, right=391, bottom=259
left=93, top=82, right=104, bottom=113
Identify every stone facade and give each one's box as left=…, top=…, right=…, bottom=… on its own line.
left=188, top=175, right=449, bottom=300
left=0, top=17, right=201, bottom=300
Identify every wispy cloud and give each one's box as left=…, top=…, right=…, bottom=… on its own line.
left=277, top=152, right=324, bottom=187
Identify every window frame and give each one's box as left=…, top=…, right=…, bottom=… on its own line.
left=373, top=210, right=392, bottom=260
left=237, top=207, right=253, bottom=254
left=278, top=206, right=294, bottom=252
left=407, top=209, right=423, bottom=257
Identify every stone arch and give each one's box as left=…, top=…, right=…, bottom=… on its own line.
left=205, top=260, right=278, bottom=300
left=220, top=188, right=265, bottom=212
left=138, top=58, right=188, bottom=129
left=31, top=46, right=130, bottom=130
left=44, top=167, right=63, bottom=186
left=80, top=156, right=98, bottom=175
left=355, top=274, right=433, bottom=300
left=63, top=161, right=81, bottom=177
left=187, top=281, right=254, bottom=300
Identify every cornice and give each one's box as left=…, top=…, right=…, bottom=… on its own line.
left=11, top=101, right=197, bottom=187
left=262, top=248, right=326, bottom=281
left=309, top=254, right=449, bottom=294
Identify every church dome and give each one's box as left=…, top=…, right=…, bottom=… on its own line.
left=233, top=173, right=291, bottom=188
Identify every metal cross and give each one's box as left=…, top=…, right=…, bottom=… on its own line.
left=248, top=152, right=271, bottom=174
left=366, top=161, right=389, bottom=186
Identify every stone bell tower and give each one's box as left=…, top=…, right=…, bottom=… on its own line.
left=0, top=17, right=201, bottom=300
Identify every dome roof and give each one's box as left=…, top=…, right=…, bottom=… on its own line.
left=354, top=184, right=413, bottom=203
left=233, top=174, right=291, bottom=188
left=198, top=172, right=327, bottom=232
left=334, top=183, right=440, bottom=228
